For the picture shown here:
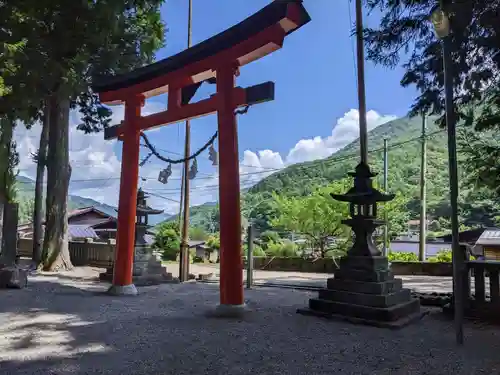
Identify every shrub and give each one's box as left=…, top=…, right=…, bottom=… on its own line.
left=427, top=249, right=452, bottom=263
left=153, top=227, right=181, bottom=261
left=260, top=231, right=281, bottom=249
left=206, top=233, right=220, bottom=250
left=388, top=251, right=419, bottom=262
left=252, top=245, right=266, bottom=257
left=162, top=246, right=179, bottom=261
left=265, top=239, right=298, bottom=257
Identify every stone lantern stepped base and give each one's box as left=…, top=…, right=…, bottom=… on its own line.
left=99, top=259, right=176, bottom=287
left=297, top=256, right=428, bottom=329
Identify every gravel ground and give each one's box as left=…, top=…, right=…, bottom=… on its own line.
left=1, top=275, right=500, bottom=375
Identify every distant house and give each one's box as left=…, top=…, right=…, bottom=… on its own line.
left=18, top=206, right=118, bottom=242
left=189, top=240, right=218, bottom=263
left=472, top=228, right=500, bottom=260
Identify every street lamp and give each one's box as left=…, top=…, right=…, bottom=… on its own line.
left=430, top=4, right=464, bottom=346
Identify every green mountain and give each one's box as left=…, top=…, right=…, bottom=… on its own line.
left=250, top=116, right=448, bottom=200
left=15, top=175, right=118, bottom=223
left=164, top=115, right=500, bottom=233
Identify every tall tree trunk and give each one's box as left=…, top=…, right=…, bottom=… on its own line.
left=0, top=117, right=18, bottom=258
left=32, top=102, right=50, bottom=266
left=42, top=94, right=73, bottom=271
left=0, top=117, right=15, bottom=203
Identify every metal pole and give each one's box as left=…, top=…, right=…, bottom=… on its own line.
left=179, top=0, right=193, bottom=282
left=382, top=138, right=388, bottom=256
left=246, top=224, right=254, bottom=289
left=355, top=0, right=368, bottom=164
left=443, top=35, right=464, bottom=346
left=419, top=113, right=427, bottom=261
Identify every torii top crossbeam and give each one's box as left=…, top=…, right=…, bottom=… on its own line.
left=94, top=0, right=310, bottom=103
left=91, top=0, right=310, bottom=302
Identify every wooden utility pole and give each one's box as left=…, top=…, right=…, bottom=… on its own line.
left=179, top=0, right=193, bottom=282
left=355, top=0, right=368, bottom=163
left=178, top=167, right=184, bottom=232
left=419, top=113, right=427, bottom=261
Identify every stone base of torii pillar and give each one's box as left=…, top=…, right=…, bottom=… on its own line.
left=297, top=163, right=428, bottom=328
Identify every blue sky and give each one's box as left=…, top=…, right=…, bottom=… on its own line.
left=16, top=0, right=418, bottom=213
left=148, top=0, right=416, bottom=158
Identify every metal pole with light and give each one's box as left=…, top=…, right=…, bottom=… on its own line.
left=431, top=4, right=464, bottom=346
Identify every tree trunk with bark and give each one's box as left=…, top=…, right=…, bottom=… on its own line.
left=0, top=117, right=15, bottom=203
left=42, top=94, right=73, bottom=271
left=32, top=103, right=50, bottom=266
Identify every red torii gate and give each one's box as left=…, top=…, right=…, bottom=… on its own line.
left=92, top=0, right=310, bottom=310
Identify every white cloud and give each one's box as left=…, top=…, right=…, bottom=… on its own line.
left=286, top=109, right=396, bottom=164
left=14, top=100, right=171, bottom=208
left=14, top=106, right=396, bottom=213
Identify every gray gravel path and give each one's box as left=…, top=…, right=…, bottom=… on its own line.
left=1, top=275, right=499, bottom=375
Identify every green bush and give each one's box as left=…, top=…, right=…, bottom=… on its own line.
left=206, top=233, right=220, bottom=250
left=265, top=239, right=298, bottom=257
left=252, top=245, right=266, bottom=257
left=260, top=231, right=281, bottom=249
left=388, top=251, right=419, bottom=262
left=153, top=226, right=181, bottom=261
left=427, top=249, right=452, bottom=263
left=162, top=246, right=179, bottom=261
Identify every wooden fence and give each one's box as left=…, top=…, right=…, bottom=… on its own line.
left=18, top=238, right=115, bottom=269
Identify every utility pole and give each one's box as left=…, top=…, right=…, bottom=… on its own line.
left=179, top=0, right=193, bottom=282
left=419, top=113, right=427, bottom=261
left=246, top=224, right=254, bottom=289
left=382, top=138, right=388, bottom=256
left=355, top=0, right=368, bottom=164
left=431, top=3, right=464, bottom=346
left=177, top=167, right=184, bottom=232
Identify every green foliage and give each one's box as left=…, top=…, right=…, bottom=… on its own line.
left=427, top=250, right=453, bottom=263
left=459, top=130, right=500, bottom=196
left=252, top=245, right=266, bottom=257
left=364, top=0, right=500, bottom=197
left=388, top=252, right=419, bottom=262
left=18, top=198, right=35, bottom=223
left=265, top=239, right=298, bottom=257
left=271, top=179, right=351, bottom=257
left=154, top=222, right=181, bottom=261
left=259, top=230, right=281, bottom=248
left=159, top=221, right=180, bottom=235
left=206, top=232, right=220, bottom=250
left=189, top=226, right=208, bottom=241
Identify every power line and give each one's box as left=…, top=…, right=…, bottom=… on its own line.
left=15, top=125, right=453, bottom=188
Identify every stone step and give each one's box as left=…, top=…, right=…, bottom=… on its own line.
left=318, top=288, right=411, bottom=308
left=308, top=297, right=421, bottom=322
left=335, top=268, right=394, bottom=282
left=327, top=278, right=403, bottom=295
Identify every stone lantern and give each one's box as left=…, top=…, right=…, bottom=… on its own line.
left=101, top=188, right=175, bottom=285
left=331, top=162, right=394, bottom=257
left=297, top=162, right=426, bottom=328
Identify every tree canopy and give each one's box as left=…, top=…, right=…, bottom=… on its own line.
left=363, top=0, right=500, bottom=196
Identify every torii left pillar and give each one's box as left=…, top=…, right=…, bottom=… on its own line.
left=108, top=95, right=144, bottom=296
left=215, top=65, right=245, bottom=313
